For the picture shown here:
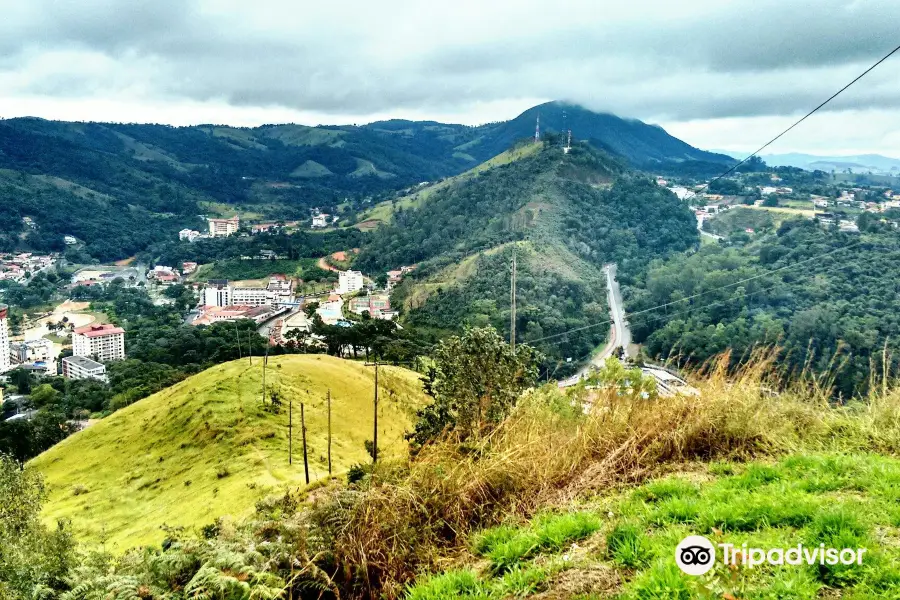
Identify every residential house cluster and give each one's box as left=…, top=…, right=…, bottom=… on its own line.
left=149, top=265, right=180, bottom=285
left=0, top=253, right=55, bottom=283
left=386, top=265, right=416, bottom=289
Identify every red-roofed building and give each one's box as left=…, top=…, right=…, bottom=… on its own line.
left=73, top=324, right=125, bottom=362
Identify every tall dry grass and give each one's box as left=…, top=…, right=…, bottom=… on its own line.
left=310, top=350, right=900, bottom=598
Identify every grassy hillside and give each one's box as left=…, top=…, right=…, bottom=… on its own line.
left=30, top=354, right=429, bottom=549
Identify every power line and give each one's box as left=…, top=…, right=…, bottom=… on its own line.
left=547, top=258, right=851, bottom=376
left=528, top=239, right=861, bottom=345
left=702, top=41, right=900, bottom=189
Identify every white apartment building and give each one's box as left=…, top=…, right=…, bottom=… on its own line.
left=312, top=214, right=328, bottom=228
left=208, top=216, right=240, bottom=237
left=337, top=270, right=364, bottom=295
left=61, top=356, right=107, bottom=382
left=203, top=280, right=232, bottom=307
left=72, top=324, right=126, bottom=362
left=231, top=287, right=275, bottom=307
left=0, top=304, right=10, bottom=373
left=203, top=281, right=274, bottom=307
left=179, top=229, right=202, bottom=242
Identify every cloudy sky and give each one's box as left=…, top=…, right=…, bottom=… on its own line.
left=1, top=0, right=899, bottom=156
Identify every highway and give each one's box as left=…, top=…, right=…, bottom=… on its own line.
left=561, top=263, right=632, bottom=385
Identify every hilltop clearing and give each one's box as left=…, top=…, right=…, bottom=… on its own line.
left=29, top=354, right=428, bottom=548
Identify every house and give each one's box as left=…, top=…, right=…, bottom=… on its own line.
left=759, top=186, right=778, bottom=196
left=312, top=214, right=328, bottom=228
left=207, top=216, right=240, bottom=237
left=63, top=235, right=78, bottom=245
left=251, top=223, right=278, bottom=234
left=816, top=212, right=836, bottom=226
left=839, top=220, right=860, bottom=233
left=775, top=187, right=793, bottom=195
left=62, top=356, right=107, bottom=382
left=655, top=177, right=668, bottom=186
left=182, top=261, right=198, bottom=274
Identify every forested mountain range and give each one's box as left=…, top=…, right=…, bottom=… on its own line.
left=357, top=141, right=700, bottom=374
left=0, top=102, right=728, bottom=261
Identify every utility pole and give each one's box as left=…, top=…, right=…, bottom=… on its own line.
left=327, top=389, right=332, bottom=475
left=234, top=321, right=242, bottom=359
left=373, top=358, right=378, bottom=463
left=247, top=330, right=253, bottom=365
left=261, top=341, right=269, bottom=406
left=288, top=399, right=292, bottom=465
left=364, top=358, right=379, bottom=464
left=510, top=248, right=517, bottom=352
left=301, top=402, right=309, bottom=484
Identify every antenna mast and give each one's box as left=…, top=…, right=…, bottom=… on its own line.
left=534, top=114, right=540, bottom=143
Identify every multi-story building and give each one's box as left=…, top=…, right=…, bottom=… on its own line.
left=72, top=324, right=126, bottom=362
left=9, top=339, right=52, bottom=364
left=0, top=304, right=9, bottom=373
left=267, top=274, right=294, bottom=298
left=232, top=287, right=275, bottom=307
left=207, top=216, right=240, bottom=237
left=61, top=355, right=107, bottom=381
left=337, top=270, right=364, bottom=295
left=203, top=280, right=232, bottom=307
left=179, top=229, right=202, bottom=242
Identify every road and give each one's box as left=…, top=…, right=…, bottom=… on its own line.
left=695, top=213, right=723, bottom=241
left=561, top=264, right=632, bottom=385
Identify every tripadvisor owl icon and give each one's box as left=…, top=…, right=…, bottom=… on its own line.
left=675, top=535, right=716, bottom=575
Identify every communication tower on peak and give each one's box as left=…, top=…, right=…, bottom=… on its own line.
left=534, top=114, right=540, bottom=143
left=563, top=130, right=572, bottom=154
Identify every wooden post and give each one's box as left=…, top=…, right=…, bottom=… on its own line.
left=234, top=321, right=242, bottom=359
left=301, top=402, right=309, bottom=484
left=327, top=389, right=332, bottom=476
left=247, top=329, right=253, bottom=365
left=288, top=399, right=292, bottom=465
left=373, top=358, right=378, bottom=464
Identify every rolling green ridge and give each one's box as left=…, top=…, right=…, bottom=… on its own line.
left=0, top=102, right=729, bottom=261
left=357, top=142, right=699, bottom=373
left=29, top=355, right=428, bottom=549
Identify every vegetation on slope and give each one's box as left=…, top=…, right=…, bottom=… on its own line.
left=30, top=354, right=429, bottom=548
left=627, top=220, right=900, bottom=397
left=13, top=334, right=900, bottom=599
left=358, top=142, right=698, bottom=374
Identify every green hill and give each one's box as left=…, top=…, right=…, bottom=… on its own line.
left=0, top=103, right=730, bottom=261
left=29, top=354, right=429, bottom=549
left=356, top=142, right=699, bottom=374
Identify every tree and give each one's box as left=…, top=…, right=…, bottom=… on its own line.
left=407, top=326, right=540, bottom=449
left=0, top=454, right=76, bottom=598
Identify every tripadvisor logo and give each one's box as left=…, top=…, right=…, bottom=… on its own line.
left=675, top=535, right=867, bottom=575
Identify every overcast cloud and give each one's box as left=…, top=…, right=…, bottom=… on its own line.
left=1, top=0, right=899, bottom=155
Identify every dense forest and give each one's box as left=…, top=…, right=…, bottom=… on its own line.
left=627, top=220, right=900, bottom=397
